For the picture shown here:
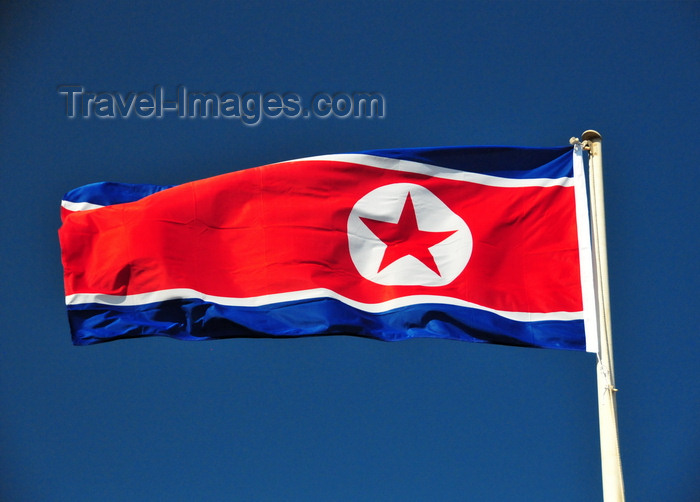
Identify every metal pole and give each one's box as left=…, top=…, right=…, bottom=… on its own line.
left=581, top=130, right=625, bottom=501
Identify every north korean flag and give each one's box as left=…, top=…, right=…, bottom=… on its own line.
left=59, top=145, right=598, bottom=351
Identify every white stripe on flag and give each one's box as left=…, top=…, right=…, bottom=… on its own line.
left=284, top=153, right=575, bottom=188
left=65, top=287, right=586, bottom=324
left=61, top=200, right=105, bottom=212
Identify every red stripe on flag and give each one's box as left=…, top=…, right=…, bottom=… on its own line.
left=59, top=160, right=582, bottom=313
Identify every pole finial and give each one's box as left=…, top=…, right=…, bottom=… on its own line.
left=581, top=130, right=602, bottom=142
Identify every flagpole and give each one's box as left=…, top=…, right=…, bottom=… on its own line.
left=580, top=130, right=625, bottom=501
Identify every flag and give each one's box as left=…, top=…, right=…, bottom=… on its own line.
left=59, top=145, right=598, bottom=351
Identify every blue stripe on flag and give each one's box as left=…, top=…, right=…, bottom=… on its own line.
left=67, top=297, right=586, bottom=351
left=63, top=181, right=173, bottom=206
left=63, top=147, right=573, bottom=207
left=357, top=146, right=573, bottom=179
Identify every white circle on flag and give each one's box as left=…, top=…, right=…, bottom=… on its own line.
left=347, top=183, right=472, bottom=286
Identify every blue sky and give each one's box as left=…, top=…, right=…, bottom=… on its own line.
left=1, top=1, right=698, bottom=501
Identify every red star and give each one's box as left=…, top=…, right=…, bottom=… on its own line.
left=360, top=193, right=457, bottom=275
